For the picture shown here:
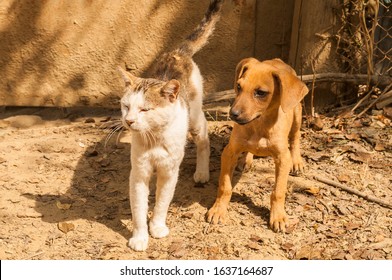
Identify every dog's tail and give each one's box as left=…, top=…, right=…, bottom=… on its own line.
left=178, top=0, right=224, bottom=56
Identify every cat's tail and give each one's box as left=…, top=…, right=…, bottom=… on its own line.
left=178, top=0, right=224, bottom=56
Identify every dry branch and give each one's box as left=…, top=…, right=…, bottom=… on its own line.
left=299, top=73, right=391, bottom=85
left=204, top=89, right=236, bottom=105
left=204, top=74, right=392, bottom=105
left=376, top=90, right=392, bottom=109
left=313, top=175, right=392, bottom=210
left=358, top=84, right=392, bottom=117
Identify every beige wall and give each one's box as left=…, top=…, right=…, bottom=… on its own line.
left=0, top=0, right=305, bottom=108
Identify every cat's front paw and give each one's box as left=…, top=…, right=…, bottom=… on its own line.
left=128, top=236, right=149, bottom=251
left=149, top=222, right=170, bottom=239
left=193, top=170, right=209, bottom=184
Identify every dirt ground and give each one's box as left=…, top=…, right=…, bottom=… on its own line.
left=0, top=105, right=391, bottom=260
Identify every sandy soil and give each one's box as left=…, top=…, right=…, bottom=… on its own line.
left=0, top=106, right=391, bottom=260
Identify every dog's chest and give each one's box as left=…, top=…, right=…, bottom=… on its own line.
left=247, top=137, right=271, bottom=156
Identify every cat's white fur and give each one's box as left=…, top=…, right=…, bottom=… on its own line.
left=118, top=0, right=224, bottom=252
left=121, top=63, right=209, bottom=251
left=188, top=62, right=210, bottom=183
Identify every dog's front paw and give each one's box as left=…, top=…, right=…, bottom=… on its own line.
left=149, top=222, right=170, bottom=239
left=207, top=202, right=228, bottom=224
left=194, top=170, right=209, bottom=184
left=291, top=156, right=304, bottom=175
left=128, top=235, right=149, bottom=251
left=269, top=206, right=288, bottom=232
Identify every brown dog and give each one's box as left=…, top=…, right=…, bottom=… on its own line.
left=207, top=58, right=308, bottom=232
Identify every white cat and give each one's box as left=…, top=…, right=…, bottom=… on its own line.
left=118, top=0, right=224, bottom=251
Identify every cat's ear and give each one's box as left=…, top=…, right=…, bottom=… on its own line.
left=117, top=66, right=138, bottom=86
left=161, top=79, right=180, bottom=103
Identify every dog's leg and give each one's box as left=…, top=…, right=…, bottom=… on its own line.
left=270, top=149, right=291, bottom=232
left=289, top=104, right=304, bottom=174
left=236, top=152, right=254, bottom=171
left=207, top=140, right=242, bottom=224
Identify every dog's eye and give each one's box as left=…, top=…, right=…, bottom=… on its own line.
left=236, top=83, right=241, bottom=92
left=254, top=90, right=268, bottom=98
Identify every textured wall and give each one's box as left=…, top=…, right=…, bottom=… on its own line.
left=0, top=0, right=294, bottom=107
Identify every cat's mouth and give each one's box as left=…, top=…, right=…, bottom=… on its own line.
left=125, top=125, right=139, bottom=132
left=122, top=120, right=139, bottom=132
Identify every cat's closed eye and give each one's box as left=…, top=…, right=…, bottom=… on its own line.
left=140, top=108, right=150, bottom=112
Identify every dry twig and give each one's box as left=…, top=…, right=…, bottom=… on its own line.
left=357, top=83, right=392, bottom=117
left=313, top=175, right=392, bottom=210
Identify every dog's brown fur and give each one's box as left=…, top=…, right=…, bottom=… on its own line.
left=207, top=58, right=309, bottom=232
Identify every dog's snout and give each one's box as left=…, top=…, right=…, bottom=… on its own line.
left=229, top=108, right=241, bottom=121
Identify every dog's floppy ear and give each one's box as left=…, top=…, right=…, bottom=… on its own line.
left=234, top=58, right=259, bottom=84
left=117, top=66, right=139, bottom=86
left=272, top=71, right=309, bottom=113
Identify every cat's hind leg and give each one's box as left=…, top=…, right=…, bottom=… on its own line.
left=189, top=106, right=210, bottom=183
left=149, top=166, right=179, bottom=239
left=189, top=61, right=210, bottom=183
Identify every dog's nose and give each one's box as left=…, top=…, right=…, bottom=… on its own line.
left=229, top=108, right=241, bottom=121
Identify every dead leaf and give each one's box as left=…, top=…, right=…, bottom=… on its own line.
left=56, top=200, right=72, bottom=210
left=345, top=133, right=361, bottom=141
left=249, top=234, right=263, bottom=244
left=181, top=212, right=194, bottom=219
left=352, top=119, right=363, bottom=127
left=332, top=251, right=346, bottom=260
left=311, top=117, right=324, bottom=131
left=218, top=124, right=232, bottom=135
left=369, top=238, right=392, bottom=250
left=206, top=246, right=220, bottom=255
left=345, top=222, right=361, bottom=231
left=325, top=128, right=343, bottom=135
left=303, top=186, right=320, bottom=195
left=335, top=204, right=351, bottom=215
left=303, top=151, right=329, bottom=162
left=281, top=243, right=295, bottom=251
left=374, top=143, right=385, bottom=151
left=383, top=107, right=392, bottom=119
left=337, top=174, right=350, bottom=183
left=58, top=222, right=75, bottom=233
left=247, top=241, right=262, bottom=251
left=295, top=245, right=323, bottom=259
left=373, top=120, right=386, bottom=128
left=169, top=241, right=187, bottom=258
left=285, top=217, right=300, bottom=234
left=349, top=152, right=372, bottom=163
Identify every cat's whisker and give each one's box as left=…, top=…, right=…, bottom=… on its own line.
left=104, top=124, right=124, bottom=148
left=115, top=127, right=124, bottom=146
left=141, top=132, right=148, bottom=147
left=99, top=119, right=122, bottom=131
left=143, top=130, right=152, bottom=147
left=146, top=129, right=157, bottom=146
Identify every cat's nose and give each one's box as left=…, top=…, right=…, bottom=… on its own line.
left=125, top=119, right=135, bottom=126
